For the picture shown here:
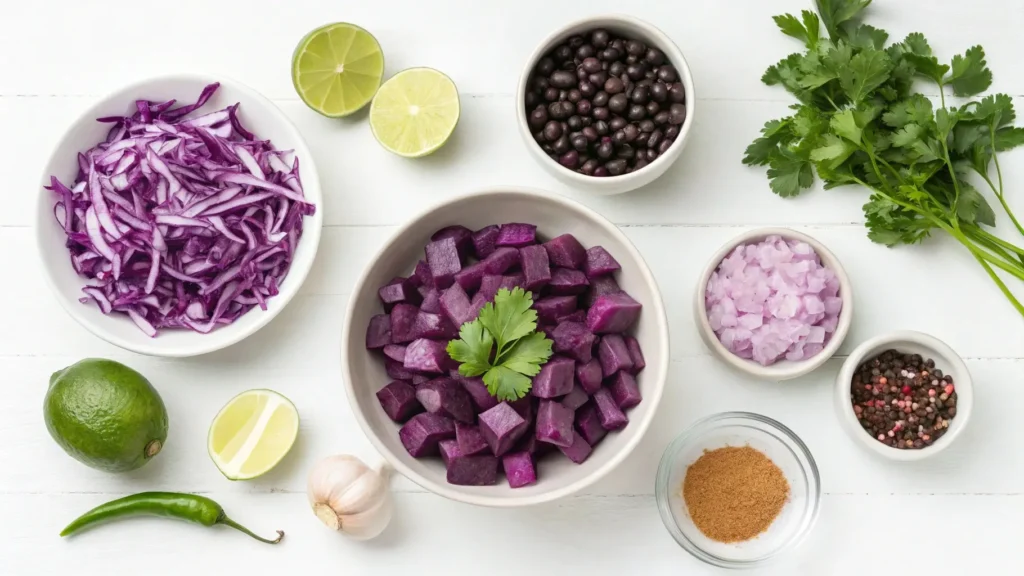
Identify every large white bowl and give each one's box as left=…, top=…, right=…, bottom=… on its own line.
left=693, top=228, right=853, bottom=381
left=835, top=331, right=973, bottom=461
left=516, top=14, right=696, bottom=196
left=35, top=74, right=323, bottom=357
left=341, top=187, right=669, bottom=507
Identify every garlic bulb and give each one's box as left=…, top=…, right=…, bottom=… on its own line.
left=307, top=454, right=392, bottom=540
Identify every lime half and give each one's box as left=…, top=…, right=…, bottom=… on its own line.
left=208, top=389, right=299, bottom=480
left=292, top=23, right=384, bottom=117
left=370, top=68, right=460, bottom=158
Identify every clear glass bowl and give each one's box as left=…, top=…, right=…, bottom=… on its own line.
left=655, top=412, right=821, bottom=568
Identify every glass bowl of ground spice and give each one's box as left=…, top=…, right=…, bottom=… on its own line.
left=835, top=330, right=974, bottom=461
left=655, top=412, right=820, bottom=568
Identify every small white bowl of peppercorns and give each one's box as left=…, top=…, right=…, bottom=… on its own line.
left=835, top=331, right=974, bottom=461
left=517, top=15, right=695, bottom=195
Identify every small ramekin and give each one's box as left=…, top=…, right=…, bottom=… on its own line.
left=693, top=228, right=853, bottom=381
left=835, top=331, right=974, bottom=461
left=516, top=14, right=696, bottom=195
left=655, top=412, right=821, bottom=569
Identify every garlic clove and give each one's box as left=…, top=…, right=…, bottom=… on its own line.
left=307, top=454, right=393, bottom=540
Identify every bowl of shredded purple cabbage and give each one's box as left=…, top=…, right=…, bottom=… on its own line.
left=36, top=75, right=322, bottom=357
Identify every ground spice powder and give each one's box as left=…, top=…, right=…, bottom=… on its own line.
left=682, top=445, right=789, bottom=543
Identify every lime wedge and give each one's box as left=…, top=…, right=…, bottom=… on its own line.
left=369, top=68, right=460, bottom=158
left=208, top=389, right=299, bottom=480
left=292, top=23, right=384, bottom=117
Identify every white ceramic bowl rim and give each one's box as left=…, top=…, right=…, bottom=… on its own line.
left=694, top=227, right=854, bottom=380
left=34, top=72, right=323, bottom=357
left=834, top=330, right=973, bottom=461
left=340, top=186, right=670, bottom=507
left=515, top=14, right=697, bottom=186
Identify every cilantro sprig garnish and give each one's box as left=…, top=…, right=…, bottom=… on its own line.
left=447, top=287, right=554, bottom=401
left=745, top=0, right=1024, bottom=318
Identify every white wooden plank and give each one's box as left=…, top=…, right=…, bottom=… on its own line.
left=1, top=492, right=1018, bottom=575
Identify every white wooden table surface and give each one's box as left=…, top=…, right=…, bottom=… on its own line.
left=4, top=0, right=1023, bottom=573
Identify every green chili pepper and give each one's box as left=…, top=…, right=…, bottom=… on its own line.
left=60, top=491, right=283, bottom=544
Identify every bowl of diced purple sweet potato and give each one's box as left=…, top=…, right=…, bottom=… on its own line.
left=341, top=187, right=669, bottom=507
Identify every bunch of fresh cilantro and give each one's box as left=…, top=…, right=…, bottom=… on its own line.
left=744, top=0, right=1024, bottom=317
left=447, top=287, right=554, bottom=401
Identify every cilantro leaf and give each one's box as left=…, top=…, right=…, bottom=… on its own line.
left=810, top=133, right=857, bottom=167
left=949, top=46, right=993, bottom=96
left=955, top=181, right=996, bottom=227
left=774, top=13, right=811, bottom=46
left=840, top=48, right=893, bottom=103
left=841, top=22, right=888, bottom=49
left=864, top=195, right=934, bottom=245
left=482, top=366, right=533, bottom=402
left=903, top=32, right=932, bottom=57
left=743, top=119, right=792, bottom=166
left=477, top=287, right=537, bottom=359
left=767, top=149, right=814, bottom=197
left=802, top=10, right=822, bottom=49
left=816, top=0, right=872, bottom=39
left=890, top=124, right=925, bottom=148
left=831, top=110, right=863, bottom=143
left=882, top=95, right=933, bottom=128
left=995, top=127, right=1024, bottom=151
left=500, top=332, right=554, bottom=377
left=447, top=320, right=494, bottom=377
left=935, top=108, right=958, bottom=139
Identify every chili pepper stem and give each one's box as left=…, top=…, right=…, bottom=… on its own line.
left=218, top=516, right=284, bottom=544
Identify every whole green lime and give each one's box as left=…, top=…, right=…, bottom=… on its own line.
left=44, top=359, right=169, bottom=472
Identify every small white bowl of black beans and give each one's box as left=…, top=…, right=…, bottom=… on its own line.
left=517, top=14, right=695, bottom=195
left=835, top=331, right=974, bottom=461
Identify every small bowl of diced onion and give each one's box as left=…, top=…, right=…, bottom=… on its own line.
left=693, top=228, right=853, bottom=381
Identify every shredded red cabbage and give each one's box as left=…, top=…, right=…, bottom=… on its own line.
left=48, top=83, right=316, bottom=337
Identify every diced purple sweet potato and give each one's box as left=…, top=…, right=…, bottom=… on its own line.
left=609, top=371, right=642, bottom=409
left=382, top=344, right=407, bottom=363
left=580, top=275, right=622, bottom=308
left=575, top=358, right=603, bottom=394
left=519, top=245, right=551, bottom=291
left=404, top=338, right=451, bottom=374
left=548, top=268, right=590, bottom=296
left=481, top=247, right=520, bottom=275
left=478, top=275, right=503, bottom=301
left=399, top=412, right=456, bottom=457
left=509, top=395, right=536, bottom=422
left=410, top=311, right=458, bottom=340
left=551, top=321, right=596, bottom=363
left=558, top=431, right=593, bottom=464
left=575, top=403, right=608, bottom=446
left=502, top=451, right=537, bottom=488
left=457, top=375, right=499, bottom=412
left=593, top=388, right=628, bottom=430
left=496, top=223, right=537, bottom=247
left=557, top=310, right=587, bottom=324
left=412, top=373, right=430, bottom=385
left=366, top=314, right=391, bottom=349
left=543, top=234, right=587, bottom=269
left=376, top=381, right=423, bottom=422
left=478, top=402, right=529, bottom=457
left=583, top=246, right=621, bottom=278
left=425, top=237, right=462, bottom=289
left=439, top=439, right=461, bottom=466
left=389, top=303, right=418, bottom=343
left=625, top=336, right=646, bottom=374
left=419, top=289, right=441, bottom=314
left=415, top=378, right=475, bottom=423
left=534, top=295, right=577, bottom=325
left=598, top=334, right=635, bottom=377
left=472, top=225, right=500, bottom=259
left=535, top=400, right=575, bottom=448
left=386, top=359, right=418, bottom=381
left=470, top=293, right=487, bottom=317
left=538, top=324, right=557, bottom=339
left=561, top=385, right=589, bottom=411
left=378, top=277, right=422, bottom=312
left=431, top=225, right=474, bottom=261
left=456, top=422, right=489, bottom=456
left=453, top=261, right=487, bottom=293
left=586, top=292, right=642, bottom=334
left=531, top=355, right=576, bottom=398
left=447, top=454, right=499, bottom=486
left=440, top=283, right=476, bottom=327
left=414, top=260, right=432, bottom=287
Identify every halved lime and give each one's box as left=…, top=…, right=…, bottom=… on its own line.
left=208, top=389, right=299, bottom=480
left=369, top=67, right=460, bottom=158
left=292, top=23, right=384, bottom=117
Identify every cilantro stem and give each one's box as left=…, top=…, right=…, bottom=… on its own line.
left=972, top=254, right=1024, bottom=317
left=985, top=127, right=1024, bottom=237
left=964, top=228, right=1022, bottom=265
left=964, top=225, right=1024, bottom=257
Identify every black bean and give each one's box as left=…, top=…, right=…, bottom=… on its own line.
left=630, top=86, right=650, bottom=105
left=582, top=126, right=598, bottom=142
left=593, top=91, right=609, bottom=107
left=608, top=93, right=628, bottom=113
left=596, top=141, right=615, bottom=159
left=600, top=48, right=621, bottom=61
left=554, top=45, right=573, bottom=61
left=654, top=110, right=670, bottom=125
left=604, top=77, right=625, bottom=94
left=609, top=117, right=627, bottom=131
left=628, top=104, right=646, bottom=121
left=669, top=83, right=686, bottom=103
left=536, top=57, right=556, bottom=76
left=576, top=44, right=596, bottom=60
left=552, top=134, right=571, bottom=154
left=581, top=57, right=602, bottom=74
left=669, top=103, right=687, bottom=125
left=550, top=70, right=576, bottom=89
left=567, top=89, right=582, bottom=103
left=635, top=132, right=650, bottom=146
left=531, top=76, right=549, bottom=92
left=645, top=48, right=665, bottom=65
left=648, top=129, right=663, bottom=149
left=576, top=99, right=592, bottom=116
left=592, top=106, right=609, bottom=121
left=616, top=144, right=635, bottom=159
left=593, top=166, right=609, bottom=177
left=650, top=82, right=668, bottom=102
left=559, top=150, right=580, bottom=169
left=591, top=29, right=610, bottom=48
left=548, top=101, right=565, bottom=119
left=613, top=130, right=628, bottom=145
left=639, top=119, right=655, bottom=133
left=645, top=70, right=656, bottom=80
left=625, top=54, right=637, bottom=65
left=594, top=120, right=609, bottom=135
left=533, top=131, right=545, bottom=144
left=588, top=72, right=608, bottom=86
left=657, top=65, right=678, bottom=83
left=646, top=101, right=660, bottom=115
left=528, top=107, right=548, bottom=129
left=568, top=35, right=584, bottom=48
left=624, top=124, right=640, bottom=142
left=605, top=159, right=627, bottom=175
left=544, top=87, right=559, bottom=102
left=611, top=38, right=624, bottom=50
left=579, top=81, right=597, bottom=97
left=525, top=92, right=538, bottom=108
left=626, top=63, right=646, bottom=81
left=645, top=148, right=657, bottom=161
left=634, top=157, right=649, bottom=171
left=580, top=158, right=599, bottom=175
left=626, top=40, right=646, bottom=56
left=543, top=121, right=563, bottom=141
left=567, top=115, right=584, bottom=131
